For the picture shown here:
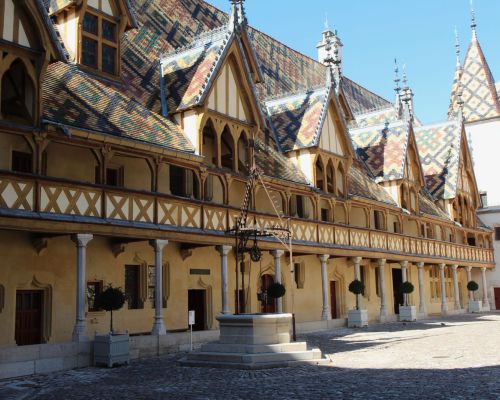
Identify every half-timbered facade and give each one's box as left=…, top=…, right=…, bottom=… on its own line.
left=0, top=0, right=494, bottom=378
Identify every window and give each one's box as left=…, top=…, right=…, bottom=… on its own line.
left=1, top=59, right=35, bottom=124
left=81, top=12, right=118, bottom=75
left=125, top=265, right=141, bottom=310
left=374, top=210, right=384, bottom=230
left=393, top=221, right=401, bottom=234
left=290, top=194, right=311, bottom=219
left=495, top=228, right=500, bottom=241
left=87, top=281, right=103, bottom=312
left=106, top=166, right=123, bottom=187
left=170, top=165, right=199, bottom=199
left=12, top=151, right=32, bottom=173
left=321, top=208, right=330, bottom=222
left=147, top=265, right=156, bottom=308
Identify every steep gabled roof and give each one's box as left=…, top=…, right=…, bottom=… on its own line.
left=449, top=34, right=500, bottom=122
left=350, top=120, right=411, bottom=182
left=265, top=86, right=329, bottom=152
left=42, top=63, right=194, bottom=152
left=350, top=106, right=399, bottom=129
left=419, top=191, right=450, bottom=220
left=340, top=77, right=392, bottom=116
left=415, top=120, right=462, bottom=200
left=349, top=159, right=398, bottom=206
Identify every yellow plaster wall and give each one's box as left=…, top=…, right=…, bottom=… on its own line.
left=46, top=142, right=96, bottom=183
left=0, top=132, right=32, bottom=170
left=319, top=108, right=344, bottom=155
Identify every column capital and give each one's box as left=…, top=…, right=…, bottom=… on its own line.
left=481, top=267, right=487, bottom=272
left=318, top=254, right=330, bottom=263
left=377, top=258, right=386, bottom=267
left=149, top=239, right=168, bottom=252
left=466, top=266, right=473, bottom=272
left=351, top=256, right=362, bottom=265
left=216, top=245, right=232, bottom=256
left=451, top=265, right=459, bottom=271
left=400, top=261, right=408, bottom=269
left=438, top=263, right=446, bottom=270
left=71, top=233, right=93, bottom=247
left=270, top=249, right=285, bottom=258
left=416, top=262, right=424, bottom=269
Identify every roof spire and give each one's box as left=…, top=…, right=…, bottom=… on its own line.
left=324, top=13, right=329, bottom=32
left=455, top=26, right=461, bottom=68
left=229, top=0, right=247, bottom=31
left=470, top=0, right=477, bottom=40
left=394, top=58, right=401, bottom=94
left=402, top=64, right=408, bottom=90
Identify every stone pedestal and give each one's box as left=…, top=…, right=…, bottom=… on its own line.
left=399, top=306, right=417, bottom=322
left=347, top=309, right=368, bottom=328
left=181, top=314, right=326, bottom=369
left=468, top=300, right=482, bottom=313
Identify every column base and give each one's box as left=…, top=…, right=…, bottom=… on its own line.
left=441, top=305, right=449, bottom=316
left=321, top=310, right=331, bottom=321
left=72, top=322, right=89, bottom=342
left=151, top=318, right=167, bottom=336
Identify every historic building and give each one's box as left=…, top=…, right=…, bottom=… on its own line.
left=0, top=0, right=494, bottom=378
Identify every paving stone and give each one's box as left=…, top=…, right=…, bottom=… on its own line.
left=1, top=313, right=499, bottom=399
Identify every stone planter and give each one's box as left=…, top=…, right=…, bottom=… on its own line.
left=94, top=332, right=130, bottom=367
left=468, top=300, right=482, bottom=313
left=347, top=309, right=368, bottom=328
left=399, top=305, right=417, bottom=322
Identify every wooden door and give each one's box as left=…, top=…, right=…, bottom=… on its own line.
left=330, top=281, right=337, bottom=319
left=260, top=274, right=276, bottom=313
left=392, top=269, right=403, bottom=314
left=15, top=290, right=43, bottom=346
left=188, top=290, right=206, bottom=331
left=494, top=288, right=500, bottom=310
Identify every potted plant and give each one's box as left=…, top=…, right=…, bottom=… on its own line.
left=347, top=279, right=368, bottom=328
left=467, top=281, right=482, bottom=313
left=399, top=281, right=417, bottom=322
left=93, top=285, right=130, bottom=367
left=267, top=282, right=286, bottom=313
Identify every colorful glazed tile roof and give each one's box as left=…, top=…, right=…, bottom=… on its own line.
left=415, top=120, right=462, bottom=200
left=350, top=106, right=399, bottom=129
left=449, top=35, right=500, bottom=122
left=348, top=160, right=398, bottom=206
left=266, top=87, right=329, bottom=152
left=255, top=140, right=308, bottom=185
left=350, top=121, right=410, bottom=182
left=42, top=63, right=194, bottom=152
left=340, top=77, right=392, bottom=116
left=161, top=26, right=230, bottom=111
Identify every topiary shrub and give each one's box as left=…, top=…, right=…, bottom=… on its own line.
left=467, top=280, right=479, bottom=300
left=401, top=281, right=414, bottom=306
left=267, top=282, right=286, bottom=299
left=95, top=285, right=126, bottom=333
left=348, top=279, right=365, bottom=310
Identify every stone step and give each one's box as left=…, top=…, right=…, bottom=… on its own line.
left=184, top=348, right=322, bottom=364
left=200, top=341, right=308, bottom=354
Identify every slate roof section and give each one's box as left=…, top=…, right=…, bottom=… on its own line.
left=415, top=120, right=462, bottom=200
left=419, top=191, right=450, bottom=220
left=42, top=62, right=195, bottom=152
left=350, top=121, right=410, bottom=182
left=266, top=87, right=329, bottom=152
left=340, top=77, right=392, bottom=116
left=254, top=140, right=308, bottom=185
left=348, top=160, right=398, bottom=206
left=449, top=35, right=500, bottom=122
left=350, top=106, right=399, bottom=129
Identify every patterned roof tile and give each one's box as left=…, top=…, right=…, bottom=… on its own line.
left=419, top=191, right=450, bottom=220
left=42, top=63, right=194, bottom=152
left=350, top=121, right=410, bottom=182
left=415, top=120, right=462, bottom=200
left=350, top=106, right=399, bottom=129
left=266, top=87, right=328, bottom=152
left=348, top=160, right=398, bottom=206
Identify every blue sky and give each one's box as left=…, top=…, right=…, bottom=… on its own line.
left=209, top=0, right=500, bottom=124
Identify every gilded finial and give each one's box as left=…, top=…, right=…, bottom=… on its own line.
left=470, top=0, right=477, bottom=39
left=455, top=26, right=461, bottom=67
left=394, top=58, right=401, bottom=94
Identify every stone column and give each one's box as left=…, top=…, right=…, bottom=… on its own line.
left=466, top=266, right=473, bottom=300
left=71, top=233, right=93, bottom=342
left=319, top=254, right=331, bottom=320
left=271, top=250, right=285, bottom=313
left=481, top=267, right=491, bottom=310
left=150, top=239, right=168, bottom=335
left=416, top=262, right=427, bottom=317
left=439, top=263, right=448, bottom=315
left=216, top=245, right=232, bottom=315
left=352, top=256, right=362, bottom=309
left=400, top=261, right=408, bottom=306
left=452, top=265, right=461, bottom=311
left=378, top=259, right=388, bottom=322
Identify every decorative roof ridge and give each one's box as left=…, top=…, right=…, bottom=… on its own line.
left=36, top=0, right=68, bottom=62
left=160, top=25, right=230, bottom=61
left=415, top=118, right=460, bottom=132
left=354, top=105, right=396, bottom=119
left=349, top=118, right=408, bottom=133
left=264, top=85, right=327, bottom=105
left=311, top=84, right=334, bottom=147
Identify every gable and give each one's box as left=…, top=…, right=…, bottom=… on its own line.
left=404, top=132, right=425, bottom=187
left=456, top=131, right=479, bottom=203
left=318, top=105, right=344, bottom=156
left=207, top=59, right=249, bottom=123
left=87, top=0, right=119, bottom=17
left=2, top=0, right=39, bottom=48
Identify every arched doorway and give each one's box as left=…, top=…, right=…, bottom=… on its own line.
left=260, top=274, right=275, bottom=313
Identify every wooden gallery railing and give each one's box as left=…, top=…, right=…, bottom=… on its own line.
left=0, top=173, right=493, bottom=265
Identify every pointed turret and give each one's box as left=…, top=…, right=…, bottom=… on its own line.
left=228, top=0, right=247, bottom=31
left=448, top=4, right=500, bottom=122
left=317, top=23, right=343, bottom=88
left=394, top=59, right=403, bottom=118
left=447, top=28, right=463, bottom=119
left=401, top=65, right=414, bottom=122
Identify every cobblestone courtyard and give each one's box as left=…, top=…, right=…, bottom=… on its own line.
left=2, top=313, right=500, bottom=399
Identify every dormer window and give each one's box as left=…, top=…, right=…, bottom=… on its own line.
left=81, top=11, right=118, bottom=76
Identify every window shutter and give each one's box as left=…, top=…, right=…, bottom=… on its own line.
left=204, top=175, right=214, bottom=201
left=302, top=198, right=310, bottom=219
left=162, top=262, right=169, bottom=308
left=183, top=169, right=193, bottom=197
left=290, top=195, right=297, bottom=217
